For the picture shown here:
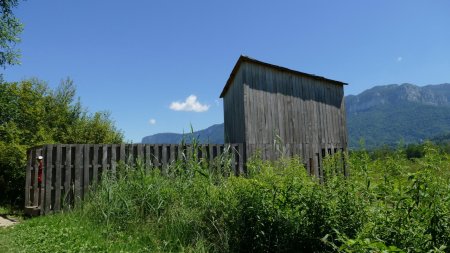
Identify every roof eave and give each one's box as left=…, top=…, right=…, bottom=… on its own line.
left=220, top=55, right=347, bottom=98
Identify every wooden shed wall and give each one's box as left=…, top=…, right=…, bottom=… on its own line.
left=223, top=67, right=246, bottom=144
left=240, top=62, right=347, bottom=174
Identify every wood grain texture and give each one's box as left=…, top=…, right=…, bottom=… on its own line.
left=25, top=149, right=32, bottom=207
left=44, top=144, right=53, bottom=214
left=54, top=145, right=62, bottom=211
left=64, top=145, right=72, bottom=210
left=74, top=145, right=82, bottom=207
left=223, top=60, right=347, bottom=175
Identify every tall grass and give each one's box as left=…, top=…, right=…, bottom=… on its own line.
left=1, top=143, right=450, bottom=252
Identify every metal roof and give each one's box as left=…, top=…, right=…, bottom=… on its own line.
left=220, top=55, right=347, bottom=98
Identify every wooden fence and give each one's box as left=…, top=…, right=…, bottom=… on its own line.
left=25, top=143, right=244, bottom=215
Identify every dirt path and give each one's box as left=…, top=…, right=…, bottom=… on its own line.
left=0, top=215, right=18, bottom=227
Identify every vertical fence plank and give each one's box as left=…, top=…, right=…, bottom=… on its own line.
left=64, top=145, right=72, bottom=210
left=92, top=145, right=99, bottom=187
left=44, top=145, right=53, bottom=214
left=137, top=144, right=144, bottom=162
left=170, top=145, right=175, bottom=164
left=154, top=145, right=160, bottom=168
left=162, top=145, right=168, bottom=175
left=111, top=145, right=117, bottom=175
left=83, top=145, right=90, bottom=199
left=145, top=145, right=151, bottom=170
left=128, top=145, right=135, bottom=166
left=33, top=149, right=40, bottom=206
left=54, top=145, right=62, bottom=212
left=102, top=145, right=108, bottom=174
left=74, top=145, right=83, bottom=207
left=200, top=145, right=205, bottom=161
left=217, top=145, right=222, bottom=156
left=39, top=148, right=46, bottom=214
left=25, top=149, right=32, bottom=207
left=209, top=145, right=214, bottom=165
left=120, top=144, right=126, bottom=163
left=177, top=145, right=183, bottom=160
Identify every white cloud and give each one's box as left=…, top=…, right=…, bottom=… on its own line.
left=148, top=118, right=156, bottom=125
left=397, top=56, right=403, bottom=62
left=170, top=95, right=210, bottom=112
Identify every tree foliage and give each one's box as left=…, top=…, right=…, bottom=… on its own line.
left=0, top=0, right=23, bottom=68
left=0, top=78, right=123, bottom=206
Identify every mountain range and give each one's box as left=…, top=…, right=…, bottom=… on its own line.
left=141, top=124, right=224, bottom=144
left=142, top=83, right=450, bottom=149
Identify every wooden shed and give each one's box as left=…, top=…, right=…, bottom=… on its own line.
left=220, top=56, right=348, bottom=177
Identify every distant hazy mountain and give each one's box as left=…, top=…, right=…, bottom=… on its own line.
left=141, top=124, right=224, bottom=144
left=346, top=83, right=450, bottom=148
left=346, top=83, right=450, bottom=113
left=142, top=83, right=450, bottom=149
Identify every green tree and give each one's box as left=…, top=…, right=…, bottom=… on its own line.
left=0, top=0, right=23, bottom=68
left=0, top=78, right=123, bottom=206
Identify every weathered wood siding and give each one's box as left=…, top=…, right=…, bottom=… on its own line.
left=223, top=60, right=347, bottom=178
left=25, top=143, right=244, bottom=215
left=223, top=67, right=246, bottom=144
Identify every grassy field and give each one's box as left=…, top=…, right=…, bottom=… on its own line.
left=1, top=144, right=449, bottom=252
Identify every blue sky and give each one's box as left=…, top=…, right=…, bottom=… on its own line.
left=3, top=0, right=450, bottom=142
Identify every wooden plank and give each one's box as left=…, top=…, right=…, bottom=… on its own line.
left=25, top=149, right=32, bottom=207
left=74, top=145, right=82, bottom=206
left=170, top=145, right=175, bottom=164
left=120, top=144, right=126, bottom=163
left=127, top=145, right=134, bottom=166
left=39, top=148, right=46, bottom=214
left=292, top=76, right=300, bottom=144
left=301, top=77, right=307, bottom=145
left=137, top=144, right=144, bottom=163
left=202, top=145, right=207, bottom=161
left=286, top=75, right=292, bottom=147
left=177, top=145, right=183, bottom=161
left=329, top=85, right=336, bottom=145
left=145, top=145, right=151, bottom=169
left=217, top=144, right=222, bottom=156
left=44, top=144, right=53, bottom=214
left=327, top=83, right=334, bottom=144
left=111, top=145, right=117, bottom=175
left=63, top=145, right=72, bottom=209
left=54, top=145, right=62, bottom=211
left=83, top=144, right=90, bottom=199
left=102, top=145, right=108, bottom=174
left=92, top=145, right=99, bottom=185
left=318, top=84, right=325, bottom=145
left=33, top=149, right=40, bottom=206
left=333, top=86, right=339, bottom=144
left=209, top=145, right=214, bottom=165
left=154, top=145, right=160, bottom=168
left=336, top=92, right=343, bottom=147
left=162, top=145, right=168, bottom=175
